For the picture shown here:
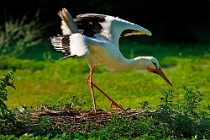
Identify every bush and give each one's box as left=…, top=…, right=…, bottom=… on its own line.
left=153, top=86, right=210, bottom=139
left=0, top=72, right=26, bottom=136
left=0, top=72, right=15, bottom=120
left=0, top=12, right=46, bottom=59
left=88, top=87, right=210, bottom=139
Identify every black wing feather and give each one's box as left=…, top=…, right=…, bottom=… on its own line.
left=74, top=14, right=107, bottom=37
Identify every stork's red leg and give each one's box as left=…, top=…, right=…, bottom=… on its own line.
left=87, top=65, right=97, bottom=114
left=91, top=83, right=124, bottom=111
left=86, top=64, right=124, bottom=112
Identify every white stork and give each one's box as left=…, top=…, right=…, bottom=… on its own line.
left=50, top=8, right=172, bottom=113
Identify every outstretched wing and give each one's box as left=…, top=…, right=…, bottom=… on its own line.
left=74, top=13, right=152, bottom=46
left=50, top=33, right=89, bottom=58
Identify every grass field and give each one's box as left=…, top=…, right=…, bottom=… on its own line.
left=1, top=39, right=210, bottom=111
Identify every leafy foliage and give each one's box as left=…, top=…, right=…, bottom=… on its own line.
left=88, top=114, right=153, bottom=139
left=0, top=72, right=25, bottom=136
left=0, top=72, right=15, bottom=119
left=0, top=12, right=46, bottom=58
left=85, top=87, right=210, bottom=139
left=153, top=87, right=210, bottom=139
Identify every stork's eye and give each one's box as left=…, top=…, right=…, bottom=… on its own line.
left=152, top=62, right=157, bottom=68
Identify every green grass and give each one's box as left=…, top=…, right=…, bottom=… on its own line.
left=1, top=40, right=210, bottom=110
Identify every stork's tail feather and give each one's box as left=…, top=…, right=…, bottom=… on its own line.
left=58, top=8, right=79, bottom=35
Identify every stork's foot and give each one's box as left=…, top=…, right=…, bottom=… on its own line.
left=110, top=101, right=125, bottom=112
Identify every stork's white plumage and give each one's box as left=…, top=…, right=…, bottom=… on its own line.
left=50, top=8, right=172, bottom=113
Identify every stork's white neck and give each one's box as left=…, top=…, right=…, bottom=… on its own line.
left=111, top=56, right=151, bottom=72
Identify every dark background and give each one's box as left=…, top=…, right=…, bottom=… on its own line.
left=1, top=0, right=210, bottom=43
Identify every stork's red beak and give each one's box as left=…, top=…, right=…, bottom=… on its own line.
left=153, top=68, right=173, bottom=86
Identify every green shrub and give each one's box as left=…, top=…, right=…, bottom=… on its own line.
left=0, top=72, right=15, bottom=120
left=0, top=12, right=46, bottom=59
left=88, top=114, right=153, bottom=140
left=89, top=87, right=210, bottom=139
left=154, top=86, right=210, bottom=139
left=0, top=72, right=25, bottom=136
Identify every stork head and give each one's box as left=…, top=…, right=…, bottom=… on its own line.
left=134, top=56, right=172, bottom=86
left=146, top=57, right=172, bottom=86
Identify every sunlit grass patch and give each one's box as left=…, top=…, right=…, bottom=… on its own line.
left=4, top=55, right=210, bottom=110
left=0, top=41, right=209, bottom=110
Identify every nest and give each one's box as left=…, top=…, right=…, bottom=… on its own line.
left=26, top=107, right=143, bottom=132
